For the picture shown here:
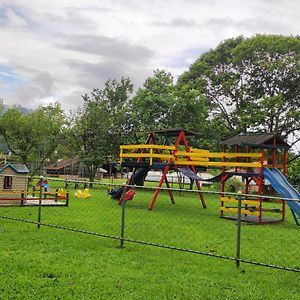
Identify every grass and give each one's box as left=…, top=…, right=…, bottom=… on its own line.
left=0, top=182, right=299, bottom=299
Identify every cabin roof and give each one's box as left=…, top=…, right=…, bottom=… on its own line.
left=46, top=156, right=107, bottom=173
left=0, top=163, right=29, bottom=174
left=46, top=156, right=81, bottom=171
left=221, top=133, right=290, bottom=148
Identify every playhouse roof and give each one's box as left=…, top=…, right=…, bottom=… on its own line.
left=0, top=163, right=29, bottom=174
left=221, top=133, right=290, bottom=148
left=144, top=128, right=200, bottom=137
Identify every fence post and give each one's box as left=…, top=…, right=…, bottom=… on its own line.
left=236, top=196, right=242, bottom=268
left=55, top=189, right=58, bottom=202
left=21, top=192, right=24, bottom=206
left=119, top=185, right=127, bottom=249
left=37, top=176, right=43, bottom=229
left=66, top=192, right=69, bottom=207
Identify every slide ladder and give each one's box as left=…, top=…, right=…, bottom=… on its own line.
left=263, top=168, right=300, bottom=226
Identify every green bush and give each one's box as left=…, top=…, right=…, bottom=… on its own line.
left=287, top=156, right=300, bottom=185
left=224, top=177, right=244, bottom=193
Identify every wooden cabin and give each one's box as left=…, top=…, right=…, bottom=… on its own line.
left=46, top=156, right=107, bottom=179
left=0, top=163, right=29, bottom=204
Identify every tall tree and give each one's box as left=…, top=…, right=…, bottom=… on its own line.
left=131, top=70, right=219, bottom=148
left=99, top=77, right=134, bottom=157
left=0, top=103, right=65, bottom=172
left=131, top=70, right=175, bottom=131
left=72, top=100, right=111, bottom=182
left=169, top=84, right=218, bottom=149
left=31, top=104, right=66, bottom=166
left=72, top=77, right=133, bottom=182
left=178, top=35, right=300, bottom=145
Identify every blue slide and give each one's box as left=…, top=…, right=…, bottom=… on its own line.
left=264, top=168, right=300, bottom=226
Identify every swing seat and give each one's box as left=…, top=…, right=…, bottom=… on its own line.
left=125, top=189, right=136, bottom=201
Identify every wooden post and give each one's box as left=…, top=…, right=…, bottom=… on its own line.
left=272, top=136, right=276, bottom=168
left=258, top=148, right=264, bottom=223
left=37, top=176, right=43, bottom=229
left=21, top=192, right=24, bottom=206
left=220, top=145, right=226, bottom=217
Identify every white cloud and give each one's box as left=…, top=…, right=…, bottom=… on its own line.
left=3, top=7, right=27, bottom=27
left=0, top=0, right=299, bottom=111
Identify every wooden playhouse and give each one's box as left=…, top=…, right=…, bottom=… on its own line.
left=0, top=163, right=29, bottom=205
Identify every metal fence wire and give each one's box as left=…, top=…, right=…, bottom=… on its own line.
left=0, top=174, right=299, bottom=273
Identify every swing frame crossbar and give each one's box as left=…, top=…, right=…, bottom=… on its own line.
left=121, top=129, right=206, bottom=210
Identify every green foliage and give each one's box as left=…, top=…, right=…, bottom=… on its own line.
left=100, top=77, right=134, bottom=156
left=0, top=103, right=65, bottom=171
left=170, top=85, right=212, bottom=148
left=287, top=155, right=300, bottom=185
left=224, top=177, right=245, bottom=193
left=178, top=34, right=300, bottom=143
left=71, top=77, right=133, bottom=181
left=0, top=108, right=33, bottom=162
left=0, top=98, right=4, bottom=114
left=31, top=104, right=66, bottom=163
left=131, top=70, right=218, bottom=149
left=131, top=69, right=175, bottom=131
left=72, top=100, right=110, bottom=174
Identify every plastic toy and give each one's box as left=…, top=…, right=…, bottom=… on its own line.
left=75, top=189, right=91, bottom=199
left=57, top=188, right=67, bottom=198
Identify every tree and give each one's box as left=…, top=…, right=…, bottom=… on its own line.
left=0, top=103, right=65, bottom=173
left=131, top=70, right=175, bottom=131
left=72, top=77, right=133, bottom=182
left=178, top=35, right=300, bottom=146
left=31, top=104, right=66, bottom=166
left=131, top=70, right=222, bottom=149
left=169, top=84, right=217, bottom=149
left=72, top=100, right=111, bottom=183
left=99, top=77, right=134, bottom=157
left=287, top=155, right=300, bottom=185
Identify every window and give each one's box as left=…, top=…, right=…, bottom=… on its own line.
left=4, top=176, right=12, bottom=189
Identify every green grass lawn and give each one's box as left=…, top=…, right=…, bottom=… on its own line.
left=0, top=183, right=299, bottom=299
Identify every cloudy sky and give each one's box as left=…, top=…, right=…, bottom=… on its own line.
left=0, top=0, right=299, bottom=111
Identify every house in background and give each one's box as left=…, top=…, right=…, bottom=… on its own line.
left=46, top=156, right=107, bottom=179
left=46, top=156, right=81, bottom=177
left=0, top=163, right=29, bottom=204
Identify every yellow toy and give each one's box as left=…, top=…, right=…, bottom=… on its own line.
left=75, top=189, right=91, bottom=199
left=57, top=188, right=67, bottom=198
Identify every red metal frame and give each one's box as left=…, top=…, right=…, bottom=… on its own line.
left=149, top=130, right=206, bottom=210
left=125, top=132, right=175, bottom=206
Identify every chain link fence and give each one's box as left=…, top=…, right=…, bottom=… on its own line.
left=0, top=173, right=299, bottom=273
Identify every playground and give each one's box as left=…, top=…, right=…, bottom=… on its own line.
left=0, top=129, right=299, bottom=298
left=0, top=180, right=299, bottom=299
left=0, top=176, right=299, bottom=267
left=115, top=129, right=300, bottom=226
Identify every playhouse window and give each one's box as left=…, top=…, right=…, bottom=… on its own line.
left=4, top=176, right=12, bottom=189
